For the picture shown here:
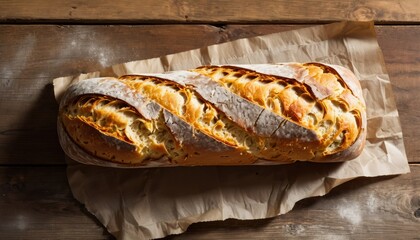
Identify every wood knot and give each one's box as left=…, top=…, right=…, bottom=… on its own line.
left=414, top=208, right=420, bottom=218
left=283, top=224, right=305, bottom=235
left=69, top=6, right=77, bottom=17
left=174, top=0, right=190, bottom=21
left=350, top=6, right=376, bottom=21
left=4, top=174, right=26, bottom=192
left=411, top=196, right=420, bottom=218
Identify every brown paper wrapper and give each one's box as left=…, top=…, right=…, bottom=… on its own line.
left=53, top=21, right=409, bottom=239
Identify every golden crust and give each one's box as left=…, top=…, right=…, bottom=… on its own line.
left=60, top=114, right=142, bottom=164
left=193, top=63, right=366, bottom=159
left=58, top=63, right=366, bottom=167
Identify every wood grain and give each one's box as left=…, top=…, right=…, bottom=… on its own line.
left=0, top=166, right=112, bottom=239
left=0, top=24, right=418, bottom=164
left=0, top=165, right=419, bottom=239
left=1, top=0, right=420, bottom=24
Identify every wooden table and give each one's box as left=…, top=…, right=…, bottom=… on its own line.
left=1, top=1, right=419, bottom=239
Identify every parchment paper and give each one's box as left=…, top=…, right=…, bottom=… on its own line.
left=53, top=21, right=410, bottom=239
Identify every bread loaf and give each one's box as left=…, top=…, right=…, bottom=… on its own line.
left=57, top=62, right=366, bottom=167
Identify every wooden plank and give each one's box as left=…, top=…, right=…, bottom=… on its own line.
left=0, top=165, right=419, bottom=239
left=0, top=166, right=111, bottom=239
left=0, top=25, right=419, bottom=164
left=1, top=0, right=420, bottom=24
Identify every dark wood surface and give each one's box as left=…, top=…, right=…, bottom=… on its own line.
left=1, top=0, right=419, bottom=239
left=1, top=0, right=420, bottom=23
left=0, top=165, right=418, bottom=239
